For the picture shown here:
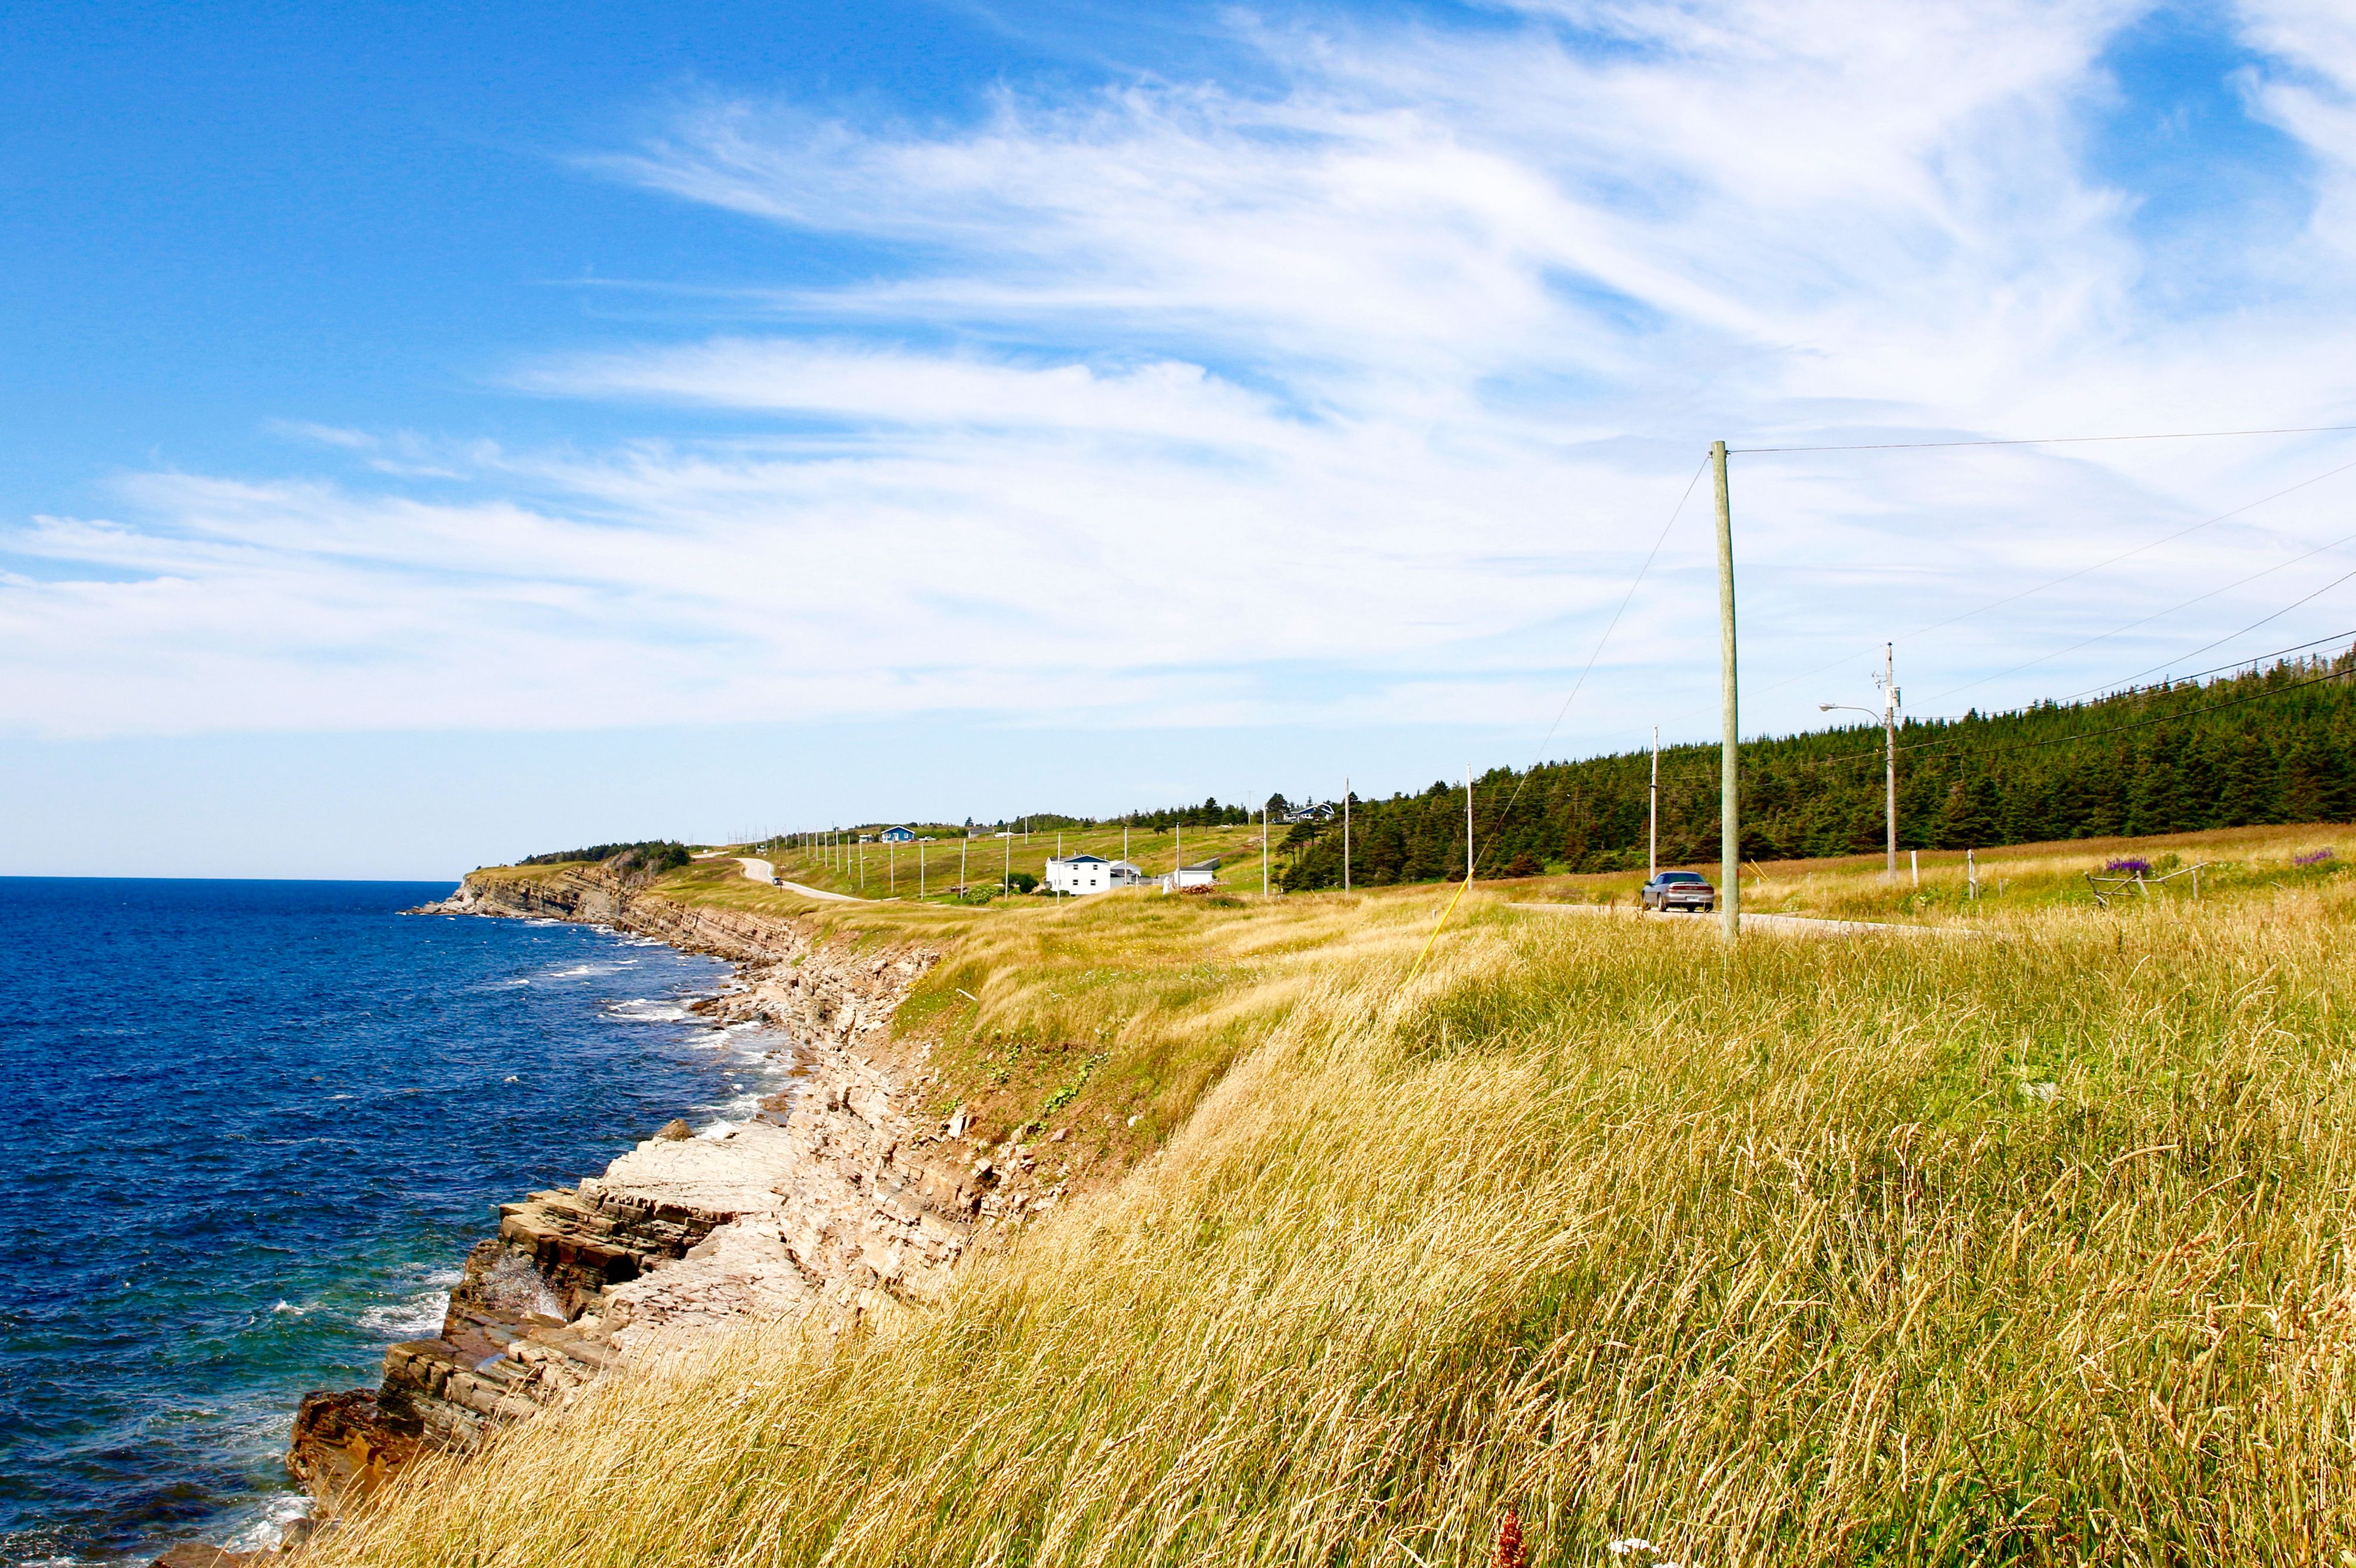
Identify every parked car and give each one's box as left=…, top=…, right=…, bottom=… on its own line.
left=1641, top=870, right=1715, bottom=912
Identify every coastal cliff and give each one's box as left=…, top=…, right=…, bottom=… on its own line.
left=286, top=865, right=985, bottom=1504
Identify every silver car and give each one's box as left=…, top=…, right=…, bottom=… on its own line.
left=1641, top=870, right=1715, bottom=912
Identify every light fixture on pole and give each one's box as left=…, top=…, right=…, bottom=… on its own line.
left=1820, top=647, right=1901, bottom=882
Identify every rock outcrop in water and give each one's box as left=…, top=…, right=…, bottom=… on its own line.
left=289, top=865, right=983, bottom=1506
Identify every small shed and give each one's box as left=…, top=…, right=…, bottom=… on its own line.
left=1160, top=858, right=1222, bottom=892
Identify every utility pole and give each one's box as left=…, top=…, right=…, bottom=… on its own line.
left=961, top=835, right=968, bottom=897
left=1175, top=821, right=1183, bottom=893
left=1342, top=779, right=1352, bottom=892
left=1465, top=763, right=1474, bottom=886
left=1002, top=832, right=1010, bottom=897
left=1878, top=641, right=1900, bottom=882
left=1648, top=726, right=1659, bottom=882
left=889, top=843, right=896, bottom=897
left=1262, top=800, right=1269, bottom=896
left=920, top=840, right=926, bottom=901
left=1712, top=439, right=1741, bottom=944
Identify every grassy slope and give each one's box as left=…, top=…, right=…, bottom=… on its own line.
left=760, top=823, right=1276, bottom=899
left=325, top=828, right=2356, bottom=1566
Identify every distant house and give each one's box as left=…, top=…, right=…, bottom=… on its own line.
left=879, top=826, right=916, bottom=843
left=1160, top=858, right=1222, bottom=892
left=1045, top=855, right=1146, bottom=895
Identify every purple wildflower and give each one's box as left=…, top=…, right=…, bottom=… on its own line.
left=2295, top=848, right=2336, bottom=867
left=2104, top=857, right=2151, bottom=875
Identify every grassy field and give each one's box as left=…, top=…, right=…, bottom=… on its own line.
left=755, top=822, right=1278, bottom=900
left=322, top=825, right=2356, bottom=1565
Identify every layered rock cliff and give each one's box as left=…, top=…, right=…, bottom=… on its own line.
left=288, top=865, right=983, bottom=1505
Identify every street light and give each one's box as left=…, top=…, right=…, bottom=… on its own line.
left=1819, top=699, right=1898, bottom=881
left=1821, top=650, right=1904, bottom=891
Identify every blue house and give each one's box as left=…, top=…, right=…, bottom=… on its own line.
left=879, top=825, right=917, bottom=843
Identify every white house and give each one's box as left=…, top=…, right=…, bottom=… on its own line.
left=1160, top=858, right=1222, bottom=892
left=1045, top=854, right=1146, bottom=895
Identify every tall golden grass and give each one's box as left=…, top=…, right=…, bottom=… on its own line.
left=320, top=872, right=2356, bottom=1566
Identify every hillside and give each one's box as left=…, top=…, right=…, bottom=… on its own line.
left=1280, top=649, right=2356, bottom=888
left=309, top=825, right=2356, bottom=1566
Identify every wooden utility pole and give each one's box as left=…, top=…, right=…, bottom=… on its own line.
left=1002, top=832, right=1010, bottom=897
left=1342, top=779, right=1351, bottom=892
left=1712, top=440, right=1741, bottom=944
left=1465, top=763, right=1474, bottom=886
left=1648, top=726, right=1659, bottom=882
left=961, top=835, right=968, bottom=895
left=1262, top=800, right=1269, bottom=896
left=1881, top=641, right=1899, bottom=882
left=919, top=840, right=926, bottom=901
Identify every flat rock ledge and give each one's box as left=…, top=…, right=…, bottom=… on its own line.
left=287, top=866, right=980, bottom=1512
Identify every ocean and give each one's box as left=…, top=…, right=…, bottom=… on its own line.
left=0, top=878, right=789, bottom=1566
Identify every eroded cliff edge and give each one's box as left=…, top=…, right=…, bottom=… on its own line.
left=287, top=865, right=984, bottom=1503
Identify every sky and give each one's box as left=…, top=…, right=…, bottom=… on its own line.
left=6, top=0, right=2356, bottom=878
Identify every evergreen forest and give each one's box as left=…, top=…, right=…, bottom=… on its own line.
left=1276, top=651, right=2356, bottom=890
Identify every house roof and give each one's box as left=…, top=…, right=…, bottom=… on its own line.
left=1052, top=854, right=1109, bottom=865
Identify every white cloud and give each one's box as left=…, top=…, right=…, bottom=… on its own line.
left=10, top=0, right=2356, bottom=746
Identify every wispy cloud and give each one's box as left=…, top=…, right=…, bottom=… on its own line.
left=8, top=0, right=2356, bottom=745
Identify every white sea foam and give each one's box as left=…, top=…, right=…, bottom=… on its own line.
left=605, top=998, right=691, bottom=1023
left=270, top=1301, right=305, bottom=1316
left=220, top=1490, right=312, bottom=1553
left=358, top=1288, right=449, bottom=1338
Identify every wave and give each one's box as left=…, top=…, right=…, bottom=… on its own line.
left=604, top=998, right=692, bottom=1023
left=219, top=1490, right=312, bottom=1554
left=358, top=1288, right=450, bottom=1338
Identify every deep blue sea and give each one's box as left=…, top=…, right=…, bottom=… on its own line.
left=0, top=879, right=790, bottom=1567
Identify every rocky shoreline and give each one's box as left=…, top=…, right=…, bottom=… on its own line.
left=269, top=865, right=992, bottom=1537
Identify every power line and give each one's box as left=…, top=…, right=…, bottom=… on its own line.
left=1730, top=422, right=2356, bottom=455
left=1793, top=644, right=2356, bottom=775
left=1732, top=451, right=2356, bottom=718
left=2119, top=627, right=2356, bottom=691
left=2050, top=571, right=2356, bottom=705
left=1471, top=454, right=1709, bottom=872
left=1920, top=517, right=2356, bottom=706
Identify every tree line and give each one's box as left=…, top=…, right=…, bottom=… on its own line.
left=518, top=841, right=692, bottom=874
left=1276, top=651, right=2356, bottom=891
left=1004, top=797, right=1260, bottom=832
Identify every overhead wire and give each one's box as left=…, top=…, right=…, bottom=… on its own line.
left=1720, top=448, right=2356, bottom=722
left=1788, top=636, right=2356, bottom=775
left=2050, top=570, right=2356, bottom=704
left=1406, top=454, right=1708, bottom=979
left=1402, top=420, right=2356, bottom=918
left=1730, top=421, right=2356, bottom=454
left=1919, top=519, right=2356, bottom=706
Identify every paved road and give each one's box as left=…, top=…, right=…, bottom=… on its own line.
left=1510, top=902, right=1970, bottom=939
left=733, top=856, right=875, bottom=903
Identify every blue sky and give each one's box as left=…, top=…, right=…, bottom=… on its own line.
left=6, top=0, right=2356, bottom=876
